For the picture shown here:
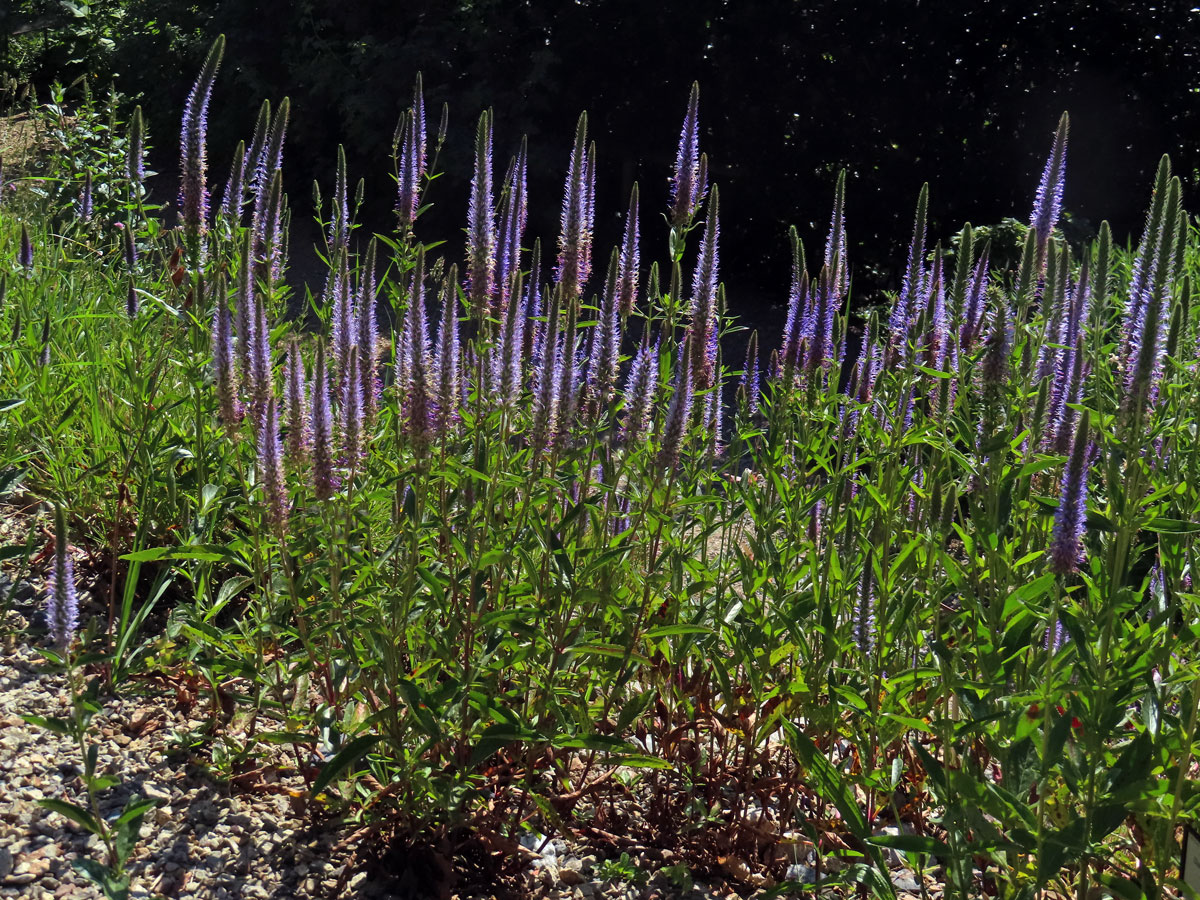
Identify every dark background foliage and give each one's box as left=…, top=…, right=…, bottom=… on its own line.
left=4, top=0, right=1200, bottom=329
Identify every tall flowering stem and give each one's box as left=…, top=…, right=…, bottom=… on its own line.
left=257, top=397, right=289, bottom=536
left=466, top=110, right=495, bottom=325
left=396, top=73, right=428, bottom=233
left=687, top=184, right=720, bottom=392
left=435, top=266, right=462, bottom=435
left=556, top=113, right=591, bottom=306
left=1048, top=409, right=1089, bottom=575
left=617, top=183, right=641, bottom=317
left=179, top=34, right=225, bottom=264
left=311, top=340, right=336, bottom=500
left=212, top=275, right=241, bottom=430
left=1030, top=112, right=1069, bottom=274
left=669, top=82, right=702, bottom=228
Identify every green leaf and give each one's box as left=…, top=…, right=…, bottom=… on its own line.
left=311, top=735, right=382, bottom=796
left=21, top=714, right=74, bottom=735
left=868, top=833, right=951, bottom=856
left=38, top=798, right=102, bottom=834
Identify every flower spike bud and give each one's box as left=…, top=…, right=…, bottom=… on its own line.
left=1030, top=111, right=1069, bottom=273
left=617, top=183, right=640, bottom=317
left=283, top=338, right=309, bottom=465
left=524, top=238, right=543, bottom=364
left=1013, top=227, right=1039, bottom=312
left=18, top=223, right=33, bottom=274
left=127, top=105, right=145, bottom=195
left=466, top=109, right=495, bottom=324
left=179, top=34, right=225, bottom=261
left=311, top=341, right=336, bottom=500
left=235, top=230, right=255, bottom=384
left=1048, top=408, right=1089, bottom=575
left=46, top=505, right=78, bottom=650
left=555, top=293, right=581, bottom=440
left=1123, top=156, right=1173, bottom=363
left=670, top=82, right=701, bottom=227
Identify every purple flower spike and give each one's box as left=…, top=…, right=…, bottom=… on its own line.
left=249, top=289, right=273, bottom=417
left=396, top=73, right=428, bottom=232
left=824, top=170, right=848, bottom=300
left=1030, top=112, right=1069, bottom=271
left=179, top=35, right=225, bottom=259
left=19, top=223, right=33, bottom=274
left=283, top=339, right=309, bottom=466
left=127, top=106, right=145, bottom=195
left=257, top=397, right=289, bottom=535
left=889, top=184, right=929, bottom=360
left=855, top=559, right=875, bottom=657
left=495, top=138, right=528, bottom=321
left=126, top=279, right=139, bottom=319
left=657, top=340, right=694, bottom=471
left=466, top=110, right=496, bottom=323
left=587, top=249, right=621, bottom=412
left=531, top=285, right=563, bottom=451
left=235, top=231, right=255, bottom=385
left=670, top=82, right=702, bottom=227
left=741, top=330, right=760, bottom=416
left=311, top=341, right=336, bottom=500
left=435, top=266, right=462, bottom=434
left=780, top=227, right=808, bottom=380
left=330, top=249, right=354, bottom=396
left=46, top=505, right=78, bottom=650
left=219, top=139, right=247, bottom=224
left=408, top=247, right=433, bottom=449
left=213, top=278, right=241, bottom=430
left=357, top=240, right=380, bottom=424
left=78, top=171, right=93, bottom=223
left=687, top=185, right=720, bottom=392
left=959, top=243, right=991, bottom=352
left=1049, top=410, right=1090, bottom=575
left=556, top=113, right=590, bottom=304
left=341, top=353, right=364, bottom=468
left=621, top=333, right=658, bottom=447
left=980, top=298, right=1011, bottom=392
left=617, top=183, right=640, bottom=318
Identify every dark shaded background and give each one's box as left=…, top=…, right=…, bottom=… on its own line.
left=7, top=0, right=1200, bottom=335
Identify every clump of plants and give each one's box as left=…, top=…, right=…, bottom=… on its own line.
left=3, top=34, right=1200, bottom=900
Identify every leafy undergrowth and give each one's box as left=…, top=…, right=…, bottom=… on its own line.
left=3, top=35, right=1200, bottom=900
